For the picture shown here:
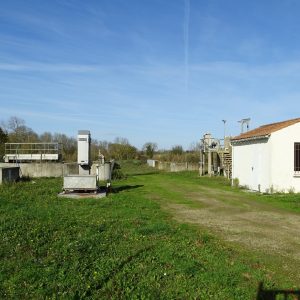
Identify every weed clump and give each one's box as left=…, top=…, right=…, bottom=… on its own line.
left=232, top=178, right=239, bottom=187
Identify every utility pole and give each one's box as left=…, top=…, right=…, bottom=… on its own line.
left=222, top=119, right=226, bottom=145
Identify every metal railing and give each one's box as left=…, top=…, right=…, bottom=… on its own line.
left=4, top=143, right=62, bottom=162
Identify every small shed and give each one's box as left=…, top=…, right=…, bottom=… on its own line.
left=231, top=118, right=300, bottom=193
left=147, top=159, right=158, bottom=168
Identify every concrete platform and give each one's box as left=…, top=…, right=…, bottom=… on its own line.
left=58, top=190, right=106, bottom=199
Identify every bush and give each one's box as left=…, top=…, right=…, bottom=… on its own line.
left=111, top=162, right=125, bottom=180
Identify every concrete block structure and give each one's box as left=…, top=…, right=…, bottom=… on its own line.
left=63, top=175, right=97, bottom=192
left=0, top=165, right=20, bottom=184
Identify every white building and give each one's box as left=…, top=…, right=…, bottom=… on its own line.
left=231, top=118, right=300, bottom=193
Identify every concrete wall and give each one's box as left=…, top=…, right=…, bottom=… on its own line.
left=91, top=163, right=111, bottom=181
left=157, top=161, right=199, bottom=172
left=232, top=138, right=270, bottom=192
left=0, top=162, right=110, bottom=179
left=18, top=163, right=78, bottom=177
left=0, top=166, right=20, bottom=184
left=157, top=161, right=171, bottom=171
left=63, top=163, right=79, bottom=176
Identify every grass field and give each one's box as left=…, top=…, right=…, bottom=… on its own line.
left=1, top=161, right=299, bottom=299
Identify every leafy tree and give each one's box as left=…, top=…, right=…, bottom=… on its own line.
left=0, top=127, right=8, bottom=161
left=108, top=141, right=137, bottom=160
left=143, top=142, right=158, bottom=159
left=0, top=127, right=8, bottom=142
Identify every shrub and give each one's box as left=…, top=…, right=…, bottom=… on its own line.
left=111, top=162, right=125, bottom=180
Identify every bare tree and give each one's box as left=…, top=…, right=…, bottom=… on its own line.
left=171, top=145, right=184, bottom=155
left=53, top=133, right=76, bottom=162
left=39, top=132, right=53, bottom=142
left=114, top=137, right=129, bottom=145
left=2, top=116, right=38, bottom=143
left=7, top=116, right=25, bottom=133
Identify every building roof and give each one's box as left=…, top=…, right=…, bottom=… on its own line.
left=231, top=118, right=300, bottom=141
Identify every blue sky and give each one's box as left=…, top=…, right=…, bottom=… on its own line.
left=1, top=0, right=300, bottom=149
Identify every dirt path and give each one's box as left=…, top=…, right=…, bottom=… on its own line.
left=159, top=184, right=300, bottom=263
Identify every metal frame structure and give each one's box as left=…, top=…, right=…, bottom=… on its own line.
left=4, top=143, right=62, bottom=163
left=199, top=134, right=232, bottom=178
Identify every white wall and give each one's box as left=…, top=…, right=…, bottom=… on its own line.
left=269, top=122, right=300, bottom=192
left=232, top=138, right=271, bottom=192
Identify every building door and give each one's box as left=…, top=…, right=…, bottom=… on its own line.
left=251, top=146, right=262, bottom=192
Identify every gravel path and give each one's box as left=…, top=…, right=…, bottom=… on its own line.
left=164, top=187, right=300, bottom=262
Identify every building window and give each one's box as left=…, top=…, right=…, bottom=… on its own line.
left=294, top=143, right=300, bottom=172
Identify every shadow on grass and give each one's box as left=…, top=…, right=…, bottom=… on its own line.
left=125, top=171, right=159, bottom=176
left=18, top=176, right=31, bottom=182
left=113, top=184, right=144, bottom=193
left=256, top=282, right=300, bottom=299
left=74, top=245, right=154, bottom=298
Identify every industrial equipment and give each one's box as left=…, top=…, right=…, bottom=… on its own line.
left=61, top=130, right=112, bottom=197
left=63, top=130, right=97, bottom=192
left=77, top=130, right=91, bottom=166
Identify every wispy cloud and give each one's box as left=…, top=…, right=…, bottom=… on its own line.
left=183, top=0, right=190, bottom=91
left=0, top=107, right=117, bottom=129
left=3, top=58, right=300, bottom=84
left=190, top=60, right=300, bottom=78
left=0, top=63, right=99, bottom=72
left=237, top=38, right=265, bottom=58
left=0, top=9, right=67, bottom=38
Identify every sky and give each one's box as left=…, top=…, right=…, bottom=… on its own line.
left=1, top=0, right=300, bottom=149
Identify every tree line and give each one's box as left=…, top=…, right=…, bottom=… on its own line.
left=0, top=116, right=199, bottom=163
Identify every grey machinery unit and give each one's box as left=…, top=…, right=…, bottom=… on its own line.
left=63, top=130, right=98, bottom=192
left=78, top=130, right=91, bottom=175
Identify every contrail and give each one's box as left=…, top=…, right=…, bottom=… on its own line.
left=184, top=0, right=190, bottom=92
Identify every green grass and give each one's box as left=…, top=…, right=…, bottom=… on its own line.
left=117, top=159, right=159, bottom=176
left=0, top=161, right=299, bottom=298
left=255, top=192, right=300, bottom=213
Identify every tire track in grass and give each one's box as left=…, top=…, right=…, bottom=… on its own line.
left=86, top=245, right=155, bottom=295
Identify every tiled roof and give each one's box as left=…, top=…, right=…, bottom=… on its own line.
left=231, top=118, right=300, bottom=141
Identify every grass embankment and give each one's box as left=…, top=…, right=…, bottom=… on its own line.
left=0, top=161, right=299, bottom=298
